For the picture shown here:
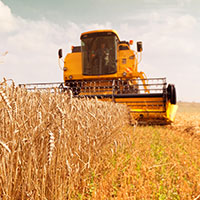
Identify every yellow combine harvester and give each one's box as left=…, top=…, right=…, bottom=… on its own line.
left=57, top=29, right=177, bottom=124
left=21, top=29, right=177, bottom=124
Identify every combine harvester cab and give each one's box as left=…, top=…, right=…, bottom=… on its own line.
left=58, top=29, right=178, bottom=125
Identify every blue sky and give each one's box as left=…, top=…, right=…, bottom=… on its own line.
left=0, top=0, right=200, bottom=102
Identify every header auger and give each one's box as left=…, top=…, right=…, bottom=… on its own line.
left=20, top=29, right=178, bottom=124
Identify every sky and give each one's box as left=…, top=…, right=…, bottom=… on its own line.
left=0, top=0, right=200, bottom=102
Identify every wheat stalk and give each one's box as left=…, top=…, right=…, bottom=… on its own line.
left=194, top=194, right=200, bottom=200
left=0, top=140, right=11, bottom=153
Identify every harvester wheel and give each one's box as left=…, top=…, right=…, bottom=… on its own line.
left=167, top=84, right=176, bottom=104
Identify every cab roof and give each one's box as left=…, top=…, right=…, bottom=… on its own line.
left=80, top=29, right=120, bottom=41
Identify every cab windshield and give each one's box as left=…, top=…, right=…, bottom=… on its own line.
left=81, top=34, right=117, bottom=75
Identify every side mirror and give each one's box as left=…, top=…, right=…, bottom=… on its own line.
left=58, top=49, right=63, bottom=59
left=137, top=41, right=143, bottom=52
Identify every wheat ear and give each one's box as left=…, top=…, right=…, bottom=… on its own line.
left=47, top=132, right=55, bottom=165
left=0, top=88, right=12, bottom=109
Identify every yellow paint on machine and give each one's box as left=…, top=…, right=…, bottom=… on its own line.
left=166, top=103, right=178, bottom=122
left=59, top=29, right=178, bottom=124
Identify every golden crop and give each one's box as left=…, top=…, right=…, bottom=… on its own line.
left=0, top=80, right=200, bottom=199
left=0, top=80, right=130, bottom=199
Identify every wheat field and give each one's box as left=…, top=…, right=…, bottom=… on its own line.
left=0, top=80, right=200, bottom=199
left=84, top=103, right=200, bottom=200
left=0, top=80, right=130, bottom=199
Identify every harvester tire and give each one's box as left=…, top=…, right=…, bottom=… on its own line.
left=167, top=84, right=176, bottom=105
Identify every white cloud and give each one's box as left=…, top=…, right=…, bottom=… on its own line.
left=0, top=1, right=81, bottom=83
left=0, top=1, right=112, bottom=84
left=0, top=1, right=17, bottom=32
left=166, top=14, right=197, bottom=32
left=0, top=17, right=64, bottom=82
left=177, top=0, right=192, bottom=7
